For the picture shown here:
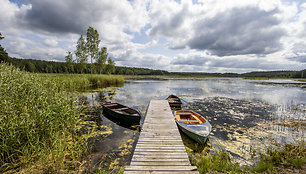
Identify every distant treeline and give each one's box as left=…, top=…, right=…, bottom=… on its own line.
left=0, top=43, right=304, bottom=78
left=1, top=56, right=304, bottom=78
left=170, top=70, right=305, bottom=78
left=0, top=56, right=169, bottom=75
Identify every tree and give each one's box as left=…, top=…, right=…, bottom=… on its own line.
left=105, top=57, right=115, bottom=75
left=0, top=32, right=8, bottom=63
left=86, top=26, right=100, bottom=74
left=97, top=47, right=108, bottom=74
left=25, top=62, right=36, bottom=72
left=65, top=51, right=74, bottom=73
left=75, top=35, right=88, bottom=73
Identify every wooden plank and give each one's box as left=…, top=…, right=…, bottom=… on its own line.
left=124, top=100, right=198, bottom=173
left=136, top=144, right=185, bottom=147
left=132, top=152, right=188, bottom=156
left=131, top=157, right=190, bottom=161
left=140, top=129, right=179, bottom=132
left=138, top=137, right=181, bottom=140
left=136, top=142, right=184, bottom=146
left=124, top=171, right=199, bottom=174
left=137, top=139, right=182, bottom=142
left=139, top=132, right=181, bottom=137
left=135, top=147, right=186, bottom=150
left=125, top=165, right=197, bottom=171
left=130, top=161, right=191, bottom=166
left=137, top=139, right=183, bottom=142
left=134, top=149, right=186, bottom=153
left=139, top=135, right=181, bottom=138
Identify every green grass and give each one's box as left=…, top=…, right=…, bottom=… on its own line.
left=243, top=77, right=270, bottom=80
left=189, top=147, right=241, bottom=174
left=188, top=141, right=305, bottom=174
left=295, top=79, right=306, bottom=82
left=38, top=73, right=124, bottom=92
left=0, top=64, right=87, bottom=173
left=251, top=141, right=306, bottom=172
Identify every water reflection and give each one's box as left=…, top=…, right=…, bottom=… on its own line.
left=81, top=78, right=305, bottom=167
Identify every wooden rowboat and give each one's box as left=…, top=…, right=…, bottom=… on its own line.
left=167, top=95, right=182, bottom=108
left=174, top=110, right=211, bottom=144
left=102, top=103, right=141, bottom=125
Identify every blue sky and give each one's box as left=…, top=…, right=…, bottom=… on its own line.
left=1, top=0, right=305, bottom=73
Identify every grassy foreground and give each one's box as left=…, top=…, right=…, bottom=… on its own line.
left=0, top=64, right=124, bottom=173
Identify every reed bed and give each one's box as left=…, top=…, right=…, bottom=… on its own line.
left=0, top=64, right=86, bottom=172
left=38, top=73, right=124, bottom=92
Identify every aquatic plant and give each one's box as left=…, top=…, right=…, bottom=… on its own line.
left=190, top=147, right=241, bottom=174
left=0, top=64, right=86, bottom=172
left=38, top=73, right=124, bottom=92
left=251, top=141, right=306, bottom=172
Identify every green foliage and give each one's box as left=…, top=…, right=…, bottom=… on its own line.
left=251, top=141, right=306, bottom=172
left=75, top=34, right=88, bottom=73
left=250, top=160, right=274, bottom=173
left=37, top=73, right=124, bottom=92
left=105, top=57, right=115, bottom=75
left=194, top=148, right=241, bottom=174
left=0, top=33, right=9, bottom=63
left=86, top=26, right=100, bottom=74
left=97, top=47, right=108, bottom=74
left=0, top=64, right=86, bottom=172
left=65, top=51, right=74, bottom=73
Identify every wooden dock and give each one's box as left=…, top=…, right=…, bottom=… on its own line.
left=124, top=100, right=199, bottom=174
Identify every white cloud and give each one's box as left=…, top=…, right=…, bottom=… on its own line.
left=0, top=0, right=305, bottom=73
left=43, top=39, right=58, bottom=47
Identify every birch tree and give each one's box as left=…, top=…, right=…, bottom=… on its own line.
left=86, top=26, right=100, bottom=74
left=75, top=35, right=87, bottom=73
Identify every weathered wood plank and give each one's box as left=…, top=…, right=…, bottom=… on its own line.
left=134, top=149, right=186, bottom=153
left=130, top=161, right=191, bottom=166
left=139, top=135, right=181, bottom=138
left=135, top=147, right=186, bottom=151
left=137, top=144, right=185, bottom=148
left=138, top=137, right=181, bottom=140
left=124, top=100, right=198, bottom=173
left=124, top=171, right=199, bottom=174
left=132, top=152, right=188, bottom=156
left=125, top=165, right=197, bottom=171
left=131, top=157, right=190, bottom=162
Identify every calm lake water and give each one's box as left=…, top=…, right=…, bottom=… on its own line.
left=82, top=78, right=306, bottom=167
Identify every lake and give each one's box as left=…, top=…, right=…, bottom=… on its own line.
left=81, top=78, right=306, bottom=168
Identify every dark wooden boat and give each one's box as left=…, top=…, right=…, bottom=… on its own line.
left=167, top=95, right=182, bottom=108
left=102, top=103, right=141, bottom=125
left=174, top=110, right=211, bottom=144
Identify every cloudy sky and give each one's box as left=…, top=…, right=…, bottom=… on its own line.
left=0, top=0, right=305, bottom=73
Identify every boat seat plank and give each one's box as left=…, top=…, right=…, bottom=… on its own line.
left=113, top=107, right=129, bottom=111
left=186, top=124, right=205, bottom=127
left=178, top=120, right=200, bottom=123
left=176, top=113, right=193, bottom=115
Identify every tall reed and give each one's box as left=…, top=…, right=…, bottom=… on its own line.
left=0, top=64, right=85, bottom=172
left=38, top=73, right=124, bottom=92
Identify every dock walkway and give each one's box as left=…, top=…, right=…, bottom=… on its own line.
left=124, top=100, right=198, bottom=174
